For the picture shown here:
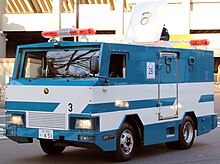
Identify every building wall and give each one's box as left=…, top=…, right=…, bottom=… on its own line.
left=3, top=1, right=220, bottom=34
left=0, top=58, right=14, bottom=88
left=0, top=1, right=6, bottom=58
left=1, top=1, right=220, bottom=53
left=2, top=5, right=119, bottom=31
left=190, top=1, right=220, bottom=29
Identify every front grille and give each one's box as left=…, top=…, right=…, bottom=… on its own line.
left=28, top=112, right=66, bottom=130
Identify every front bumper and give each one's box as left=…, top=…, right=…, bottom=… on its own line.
left=4, top=125, right=117, bottom=151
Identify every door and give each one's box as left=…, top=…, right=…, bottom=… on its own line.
left=158, top=52, right=179, bottom=120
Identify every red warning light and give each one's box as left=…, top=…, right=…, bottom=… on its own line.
left=41, top=28, right=96, bottom=38
left=189, top=39, right=210, bottom=46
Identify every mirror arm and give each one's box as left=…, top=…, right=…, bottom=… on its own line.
left=92, top=75, right=108, bottom=83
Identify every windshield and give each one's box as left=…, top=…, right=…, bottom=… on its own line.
left=20, top=49, right=100, bottom=79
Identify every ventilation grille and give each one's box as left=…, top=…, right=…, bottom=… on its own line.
left=28, top=112, right=66, bottom=130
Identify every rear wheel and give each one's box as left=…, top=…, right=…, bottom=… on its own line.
left=40, top=139, right=66, bottom=155
left=111, top=122, right=136, bottom=162
left=166, top=116, right=195, bottom=149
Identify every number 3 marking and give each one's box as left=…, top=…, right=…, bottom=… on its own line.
left=68, top=103, right=73, bottom=112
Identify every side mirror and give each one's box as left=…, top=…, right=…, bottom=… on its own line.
left=90, top=56, right=99, bottom=74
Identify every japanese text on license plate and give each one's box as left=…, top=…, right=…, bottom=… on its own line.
left=39, top=129, right=53, bottom=139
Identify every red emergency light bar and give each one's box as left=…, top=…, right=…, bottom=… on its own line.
left=41, top=28, right=96, bottom=38
left=189, top=39, right=210, bottom=46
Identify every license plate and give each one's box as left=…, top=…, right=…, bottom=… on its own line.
left=39, top=129, right=53, bottom=139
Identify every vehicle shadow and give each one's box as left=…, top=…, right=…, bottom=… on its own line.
left=14, top=142, right=209, bottom=164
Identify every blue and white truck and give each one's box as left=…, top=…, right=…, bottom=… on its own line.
left=4, top=1, right=217, bottom=162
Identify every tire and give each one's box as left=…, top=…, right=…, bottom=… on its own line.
left=40, top=139, right=66, bottom=155
left=111, top=122, right=136, bottom=162
left=166, top=116, right=195, bottom=150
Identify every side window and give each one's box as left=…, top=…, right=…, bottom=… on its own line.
left=22, top=52, right=46, bottom=78
left=109, top=54, right=126, bottom=78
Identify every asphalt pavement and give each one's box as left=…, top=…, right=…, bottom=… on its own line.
left=0, top=128, right=220, bottom=164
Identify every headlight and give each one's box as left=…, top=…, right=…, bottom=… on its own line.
left=75, top=118, right=93, bottom=130
left=70, top=116, right=99, bottom=131
left=11, top=115, right=24, bottom=126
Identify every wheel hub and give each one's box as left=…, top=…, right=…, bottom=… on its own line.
left=120, top=130, right=134, bottom=155
left=183, top=122, right=193, bottom=144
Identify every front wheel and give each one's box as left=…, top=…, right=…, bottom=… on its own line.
left=40, top=139, right=66, bottom=155
left=166, top=116, right=195, bottom=149
left=111, top=122, right=136, bottom=162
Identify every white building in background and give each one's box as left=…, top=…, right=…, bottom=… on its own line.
left=1, top=0, right=220, bottom=55
left=1, top=0, right=220, bottom=86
